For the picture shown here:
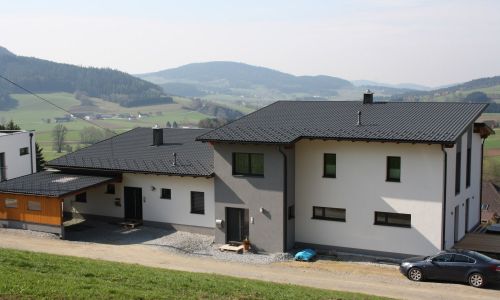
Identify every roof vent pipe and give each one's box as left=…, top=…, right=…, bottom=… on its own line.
left=357, top=111, right=362, bottom=126
left=152, top=124, right=163, bottom=146
left=172, top=152, right=177, bottom=166
left=363, top=89, right=374, bottom=104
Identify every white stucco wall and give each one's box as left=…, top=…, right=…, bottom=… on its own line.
left=0, top=131, right=36, bottom=180
left=64, top=182, right=124, bottom=218
left=444, top=129, right=482, bottom=249
left=295, top=140, right=444, bottom=256
left=64, top=173, right=215, bottom=229
left=122, top=173, right=215, bottom=228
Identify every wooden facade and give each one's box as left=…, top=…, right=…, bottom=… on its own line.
left=0, top=193, right=62, bottom=226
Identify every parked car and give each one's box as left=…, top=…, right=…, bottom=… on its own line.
left=400, top=249, right=500, bottom=288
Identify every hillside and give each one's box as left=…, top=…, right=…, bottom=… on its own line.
left=137, top=61, right=354, bottom=98
left=0, top=46, right=172, bottom=110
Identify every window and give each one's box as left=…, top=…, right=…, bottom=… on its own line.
left=374, top=211, right=411, bottom=228
left=232, top=153, right=264, bottom=176
left=75, top=192, right=87, bottom=203
left=454, top=254, right=475, bottom=263
left=433, top=254, right=453, bottom=262
left=466, top=126, right=472, bottom=188
left=313, top=206, right=346, bottom=222
left=4, top=198, right=18, bottom=208
left=161, top=188, right=171, bottom=199
left=323, top=153, right=336, bottom=178
left=455, top=138, right=462, bottom=195
left=288, top=205, right=295, bottom=220
left=19, top=147, right=29, bottom=156
left=481, top=203, right=489, bottom=210
left=386, top=156, right=401, bottom=182
left=106, top=184, right=115, bottom=194
left=27, top=200, right=41, bottom=211
left=0, top=153, right=5, bottom=182
left=190, top=191, right=204, bottom=214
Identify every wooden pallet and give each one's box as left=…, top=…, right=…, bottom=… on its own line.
left=219, top=243, right=245, bottom=253
left=119, top=220, right=143, bottom=229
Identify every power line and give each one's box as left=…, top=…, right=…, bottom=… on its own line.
left=0, top=74, right=117, bottom=134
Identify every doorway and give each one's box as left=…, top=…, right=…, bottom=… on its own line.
left=124, top=187, right=142, bottom=220
left=226, top=207, right=249, bottom=243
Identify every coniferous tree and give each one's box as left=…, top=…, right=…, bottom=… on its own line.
left=35, top=143, right=46, bottom=171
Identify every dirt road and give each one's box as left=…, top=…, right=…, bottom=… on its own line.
left=0, top=230, right=498, bottom=300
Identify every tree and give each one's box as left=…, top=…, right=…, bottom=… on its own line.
left=52, top=124, right=68, bottom=153
left=198, top=118, right=227, bottom=129
left=79, top=127, right=105, bottom=145
left=172, top=121, right=178, bottom=128
left=0, top=120, right=21, bottom=130
left=35, top=143, right=46, bottom=171
left=464, top=91, right=490, bottom=103
left=166, top=121, right=172, bottom=128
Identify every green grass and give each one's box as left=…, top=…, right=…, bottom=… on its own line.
left=0, top=248, right=386, bottom=300
left=0, top=92, right=214, bottom=161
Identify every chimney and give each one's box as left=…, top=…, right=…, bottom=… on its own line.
left=172, top=152, right=177, bottom=166
left=363, top=89, right=374, bottom=104
left=357, top=111, right=362, bottom=126
left=152, top=124, right=163, bottom=146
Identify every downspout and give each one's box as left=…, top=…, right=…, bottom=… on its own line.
left=441, top=145, right=447, bottom=250
left=479, top=138, right=485, bottom=227
left=278, top=146, right=288, bottom=252
left=29, top=132, right=34, bottom=174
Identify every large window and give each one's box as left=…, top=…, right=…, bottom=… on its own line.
left=4, top=198, right=18, bottom=208
left=190, top=191, right=205, bottom=214
left=455, top=138, right=462, bottom=195
left=313, top=206, right=346, bottom=222
left=386, top=156, right=401, bottom=182
left=466, top=127, right=472, bottom=188
left=75, top=192, right=87, bottom=203
left=323, top=153, right=336, bottom=178
left=0, top=153, right=6, bottom=182
left=19, top=147, right=29, bottom=156
left=27, top=200, right=41, bottom=211
left=232, top=153, right=264, bottom=176
left=161, top=188, right=171, bottom=200
left=374, top=211, right=411, bottom=228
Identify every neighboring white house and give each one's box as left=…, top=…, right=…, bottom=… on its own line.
left=0, top=130, right=36, bottom=181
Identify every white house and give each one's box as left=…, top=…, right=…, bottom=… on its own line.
left=0, top=93, right=492, bottom=257
left=0, top=130, right=36, bottom=181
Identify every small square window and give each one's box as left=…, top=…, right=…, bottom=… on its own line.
left=75, top=192, right=87, bottom=203
left=19, top=147, right=29, bottom=156
left=27, top=200, right=41, bottom=211
left=106, top=184, right=115, bottom=194
left=323, top=153, right=336, bottom=178
left=161, top=188, right=171, bottom=199
left=386, top=156, right=401, bottom=182
left=4, top=198, right=18, bottom=208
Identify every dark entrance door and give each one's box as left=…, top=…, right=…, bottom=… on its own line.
left=226, top=207, right=249, bottom=243
left=124, top=187, right=142, bottom=220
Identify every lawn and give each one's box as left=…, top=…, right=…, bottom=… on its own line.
left=0, top=248, right=387, bottom=300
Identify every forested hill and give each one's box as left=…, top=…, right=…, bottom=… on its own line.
left=0, top=46, right=172, bottom=110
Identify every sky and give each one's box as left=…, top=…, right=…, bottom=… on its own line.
left=0, top=0, right=499, bottom=87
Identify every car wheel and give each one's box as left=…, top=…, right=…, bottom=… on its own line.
left=407, top=267, right=424, bottom=281
left=468, top=273, right=485, bottom=288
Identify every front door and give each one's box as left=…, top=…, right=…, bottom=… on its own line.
left=226, top=207, right=249, bottom=243
left=124, top=187, right=142, bottom=220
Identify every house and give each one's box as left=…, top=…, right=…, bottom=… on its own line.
left=0, top=128, right=214, bottom=237
left=0, top=130, right=36, bottom=181
left=481, top=181, right=500, bottom=223
left=0, top=93, right=493, bottom=257
left=196, top=93, right=492, bottom=256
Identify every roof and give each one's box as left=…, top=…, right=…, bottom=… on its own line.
left=47, top=128, right=214, bottom=177
left=0, top=171, right=115, bottom=197
left=197, top=101, right=488, bottom=144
